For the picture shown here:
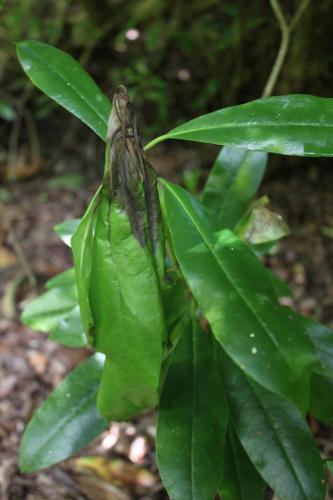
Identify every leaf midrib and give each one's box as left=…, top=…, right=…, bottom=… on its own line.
left=169, top=121, right=333, bottom=137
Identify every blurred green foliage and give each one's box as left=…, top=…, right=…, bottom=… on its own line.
left=1, top=0, right=333, bottom=139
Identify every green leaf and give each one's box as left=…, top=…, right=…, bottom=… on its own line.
left=21, top=269, right=87, bottom=347
left=201, top=147, right=267, bottom=229
left=160, top=179, right=315, bottom=409
left=302, top=316, right=333, bottom=378
left=182, top=167, right=201, bottom=194
left=71, top=186, right=102, bottom=342
left=46, top=268, right=76, bottom=288
left=19, top=354, right=107, bottom=472
left=54, top=218, right=81, bottom=247
left=310, top=373, right=333, bottom=426
left=146, top=95, right=333, bottom=157
left=220, top=351, right=326, bottom=500
left=93, top=194, right=165, bottom=420
left=21, top=271, right=78, bottom=333
left=268, top=269, right=292, bottom=298
left=220, top=427, right=265, bottom=500
left=49, top=305, right=86, bottom=348
left=16, top=41, right=111, bottom=140
left=157, top=316, right=228, bottom=500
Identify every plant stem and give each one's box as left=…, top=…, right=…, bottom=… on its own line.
left=262, top=0, right=311, bottom=98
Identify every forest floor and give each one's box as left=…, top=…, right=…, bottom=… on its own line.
left=1, top=142, right=333, bottom=499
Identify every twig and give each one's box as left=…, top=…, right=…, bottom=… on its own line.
left=24, top=108, right=41, bottom=165
left=2, top=272, right=25, bottom=319
left=1, top=202, right=37, bottom=288
left=290, top=0, right=311, bottom=32
left=7, top=85, right=37, bottom=172
left=262, top=0, right=311, bottom=98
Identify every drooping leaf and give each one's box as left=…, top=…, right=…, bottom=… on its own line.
left=19, top=354, right=107, bottom=472
left=220, top=350, right=326, bottom=500
left=16, top=41, right=111, bottom=140
left=146, top=94, right=333, bottom=157
left=220, top=427, right=265, bottom=500
left=93, top=194, right=165, bottom=420
left=157, top=316, right=228, bottom=500
left=310, top=373, right=333, bottom=426
left=55, top=219, right=81, bottom=247
left=201, top=146, right=267, bottom=229
left=160, top=179, right=316, bottom=409
left=85, top=87, right=167, bottom=420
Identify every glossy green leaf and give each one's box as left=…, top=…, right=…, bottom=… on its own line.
left=157, top=317, right=228, bottom=500
left=160, top=179, right=315, bottom=409
left=201, top=146, right=267, bottom=229
left=49, top=305, right=86, bottom=348
left=55, top=219, right=81, bottom=247
left=92, top=194, right=165, bottom=420
left=19, top=354, right=107, bottom=472
left=310, top=373, right=333, bottom=426
left=220, top=427, right=265, bottom=500
left=16, top=41, right=111, bottom=140
left=146, top=95, right=333, bottom=157
left=21, top=270, right=78, bottom=333
left=220, top=351, right=326, bottom=500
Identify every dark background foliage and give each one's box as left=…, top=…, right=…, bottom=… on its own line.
left=1, top=0, right=333, bottom=150
left=1, top=1, right=333, bottom=498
